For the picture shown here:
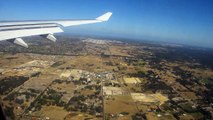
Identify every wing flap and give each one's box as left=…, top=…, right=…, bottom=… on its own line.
left=0, top=23, right=58, bottom=31
left=0, top=27, right=63, bottom=41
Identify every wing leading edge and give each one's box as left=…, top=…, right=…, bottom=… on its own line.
left=0, top=12, right=112, bottom=48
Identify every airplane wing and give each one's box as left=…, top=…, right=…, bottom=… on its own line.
left=0, top=12, right=112, bottom=48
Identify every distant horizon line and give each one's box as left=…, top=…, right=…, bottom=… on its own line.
left=59, top=32, right=213, bottom=50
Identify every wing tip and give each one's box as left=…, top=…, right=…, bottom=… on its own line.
left=96, top=12, right=113, bottom=21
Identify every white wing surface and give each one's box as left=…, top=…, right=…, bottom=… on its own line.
left=0, top=12, right=112, bottom=48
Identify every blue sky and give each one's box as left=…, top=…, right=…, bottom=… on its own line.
left=0, top=0, right=213, bottom=48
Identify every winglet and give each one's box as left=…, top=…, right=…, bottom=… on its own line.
left=96, top=12, right=112, bottom=21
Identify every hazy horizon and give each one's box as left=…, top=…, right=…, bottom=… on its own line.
left=0, top=0, right=213, bottom=48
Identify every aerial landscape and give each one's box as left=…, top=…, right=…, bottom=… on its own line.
left=1, top=0, right=213, bottom=120
left=0, top=36, right=213, bottom=120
